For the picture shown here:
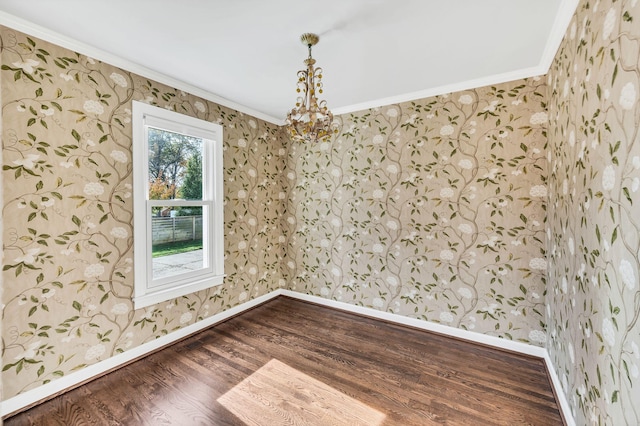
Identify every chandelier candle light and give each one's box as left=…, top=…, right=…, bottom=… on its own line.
left=285, top=33, right=336, bottom=142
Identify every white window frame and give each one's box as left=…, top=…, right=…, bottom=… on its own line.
left=132, top=101, right=224, bottom=309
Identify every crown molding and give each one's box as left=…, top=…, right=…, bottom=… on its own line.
left=0, top=0, right=578, bottom=132
left=331, top=66, right=547, bottom=116
left=538, top=0, right=580, bottom=73
left=0, top=11, right=283, bottom=125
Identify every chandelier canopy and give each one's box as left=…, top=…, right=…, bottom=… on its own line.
left=285, top=33, right=336, bottom=143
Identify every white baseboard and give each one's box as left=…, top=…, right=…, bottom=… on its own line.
left=543, top=352, right=576, bottom=426
left=2, top=289, right=574, bottom=426
left=280, top=290, right=546, bottom=357
left=1, top=291, right=281, bottom=417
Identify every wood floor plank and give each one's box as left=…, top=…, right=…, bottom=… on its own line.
left=4, top=296, right=564, bottom=425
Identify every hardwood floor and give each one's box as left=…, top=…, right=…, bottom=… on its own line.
left=5, top=296, right=563, bottom=425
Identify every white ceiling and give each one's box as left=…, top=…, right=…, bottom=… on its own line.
left=0, top=1, right=577, bottom=124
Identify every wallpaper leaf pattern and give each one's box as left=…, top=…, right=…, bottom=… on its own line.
left=4, top=2, right=640, bottom=424
left=1, top=28, right=286, bottom=399
left=547, top=0, right=640, bottom=424
left=283, top=79, right=549, bottom=343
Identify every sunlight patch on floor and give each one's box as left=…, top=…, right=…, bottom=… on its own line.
left=218, top=359, right=386, bottom=426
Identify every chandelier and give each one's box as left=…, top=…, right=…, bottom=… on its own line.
left=285, top=33, right=336, bottom=142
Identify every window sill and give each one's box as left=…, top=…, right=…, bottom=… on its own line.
left=133, top=274, right=226, bottom=310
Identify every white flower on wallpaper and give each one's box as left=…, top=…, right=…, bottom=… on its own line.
left=84, top=264, right=105, bottom=278
left=84, top=182, right=105, bottom=196
left=194, top=101, right=206, bottom=113
left=83, top=99, right=105, bottom=115
left=528, top=330, right=546, bottom=344
left=110, top=150, right=128, bottom=163
left=602, top=7, right=616, bottom=40
left=458, top=94, right=473, bottom=104
left=440, top=125, right=454, bottom=136
left=111, top=303, right=129, bottom=315
left=14, top=341, right=41, bottom=360
left=13, top=248, right=40, bottom=264
left=563, top=80, right=570, bottom=98
left=109, top=72, right=128, bottom=88
left=602, top=318, right=616, bottom=347
left=529, top=185, right=547, bottom=198
left=458, top=287, right=472, bottom=299
left=458, top=223, right=473, bottom=234
left=372, top=244, right=385, bottom=254
left=439, top=311, right=454, bottom=323
left=529, top=111, right=548, bottom=125
left=529, top=258, right=547, bottom=270
left=12, top=58, right=39, bottom=73
left=439, top=187, right=454, bottom=198
left=12, top=154, right=40, bottom=169
left=458, top=159, right=473, bottom=169
left=440, top=250, right=455, bottom=261
left=619, top=82, right=637, bottom=110
left=179, top=312, right=193, bottom=324
left=619, top=259, right=636, bottom=290
left=569, top=130, right=576, bottom=147
left=601, top=165, right=616, bottom=190
left=110, top=227, right=129, bottom=239
left=372, top=189, right=384, bottom=199
left=85, top=344, right=106, bottom=361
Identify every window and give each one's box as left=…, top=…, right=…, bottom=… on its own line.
left=132, top=101, right=224, bottom=309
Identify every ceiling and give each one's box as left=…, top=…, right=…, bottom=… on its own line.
left=0, top=1, right=577, bottom=124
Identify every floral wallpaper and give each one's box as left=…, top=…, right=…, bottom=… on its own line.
left=546, top=0, right=640, bottom=424
left=1, top=27, right=286, bottom=400
left=6, top=2, right=640, bottom=423
left=283, top=78, right=550, bottom=344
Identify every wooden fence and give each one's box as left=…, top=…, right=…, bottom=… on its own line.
left=152, top=216, right=202, bottom=245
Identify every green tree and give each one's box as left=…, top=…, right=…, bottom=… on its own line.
left=147, top=128, right=200, bottom=199
left=180, top=151, right=202, bottom=200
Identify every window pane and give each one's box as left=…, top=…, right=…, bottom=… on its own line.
left=151, top=207, right=204, bottom=282
left=147, top=128, right=203, bottom=201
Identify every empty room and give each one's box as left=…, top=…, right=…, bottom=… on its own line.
left=1, top=1, right=639, bottom=425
